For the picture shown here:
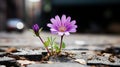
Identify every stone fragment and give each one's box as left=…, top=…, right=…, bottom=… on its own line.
left=74, top=59, right=86, bottom=65
left=5, top=47, right=17, bottom=53
left=108, top=55, right=115, bottom=63
left=87, top=55, right=94, bottom=60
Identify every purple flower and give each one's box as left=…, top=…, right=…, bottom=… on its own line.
left=47, top=15, right=77, bottom=36
left=32, top=24, right=39, bottom=36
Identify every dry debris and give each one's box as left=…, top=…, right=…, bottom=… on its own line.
left=74, top=59, right=86, bottom=65
left=5, top=47, right=17, bottom=53
left=17, top=60, right=36, bottom=67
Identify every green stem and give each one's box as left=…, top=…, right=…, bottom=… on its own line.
left=49, top=40, right=53, bottom=55
left=59, top=35, right=64, bottom=52
left=51, top=43, right=53, bottom=55
left=38, top=36, right=51, bottom=55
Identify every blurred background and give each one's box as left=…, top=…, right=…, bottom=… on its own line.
left=0, top=1, right=120, bottom=66
left=0, top=0, right=120, bottom=50
left=0, top=0, right=120, bottom=34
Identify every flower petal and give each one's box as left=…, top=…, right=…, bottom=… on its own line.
left=50, top=28, right=57, bottom=31
left=47, top=23, right=52, bottom=27
left=51, top=17, right=61, bottom=27
left=51, top=31, right=57, bottom=34
left=61, top=14, right=66, bottom=23
left=71, top=25, right=77, bottom=29
left=74, top=25, right=78, bottom=28
left=66, top=16, right=71, bottom=22
left=58, top=32, right=64, bottom=36
left=50, top=18, right=56, bottom=23
left=32, top=24, right=39, bottom=33
left=65, top=32, right=70, bottom=35
left=55, top=15, right=61, bottom=23
left=71, top=20, right=76, bottom=25
left=63, top=16, right=71, bottom=26
left=69, top=29, right=76, bottom=32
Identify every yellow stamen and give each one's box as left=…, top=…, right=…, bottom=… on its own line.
left=58, top=26, right=66, bottom=32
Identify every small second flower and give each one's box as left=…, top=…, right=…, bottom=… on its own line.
left=32, top=24, right=40, bottom=36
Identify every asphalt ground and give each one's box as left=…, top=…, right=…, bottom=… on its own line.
left=0, top=30, right=120, bottom=67
left=0, top=30, right=120, bottom=48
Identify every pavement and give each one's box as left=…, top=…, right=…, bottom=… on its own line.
left=0, top=30, right=120, bottom=67
left=0, top=30, right=120, bottom=49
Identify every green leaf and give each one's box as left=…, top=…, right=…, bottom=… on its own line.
left=53, top=43, right=60, bottom=52
left=29, top=29, right=35, bottom=33
left=53, top=43, right=58, bottom=49
left=44, top=41, right=50, bottom=47
left=29, top=29, right=37, bottom=37
left=52, top=37, right=56, bottom=43
left=56, top=48, right=60, bottom=53
left=51, top=37, right=56, bottom=46
left=47, top=37, right=50, bottom=43
left=62, top=42, right=66, bottom=48
left=39, top=27, right=43, bottom=33
left=33, top=35, right=36, bottom=37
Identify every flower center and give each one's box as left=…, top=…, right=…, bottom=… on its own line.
left=58, top=26, right=66, bottom=32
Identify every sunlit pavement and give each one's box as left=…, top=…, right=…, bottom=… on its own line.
left=0, top=30, right=120, bottom=50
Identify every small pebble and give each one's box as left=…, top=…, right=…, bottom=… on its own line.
left=81, top=52, right=86, bottom=55
left=87, top=55, right=94, bottom=60
left=5, top=47, right=17, bottom=53
left=102, top=53, right=111, bottom=57
left=108, top=55, right=115, bottom=63
left=74, top=59, right=86, bottom=65
left=95, top=51, right=102, bottom=56
left=47, top=61, right=54, bottom=64
left=116, top=55, right=120, bottom=59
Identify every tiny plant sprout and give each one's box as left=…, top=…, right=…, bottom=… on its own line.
left=31, top=14, right=77, bottom=56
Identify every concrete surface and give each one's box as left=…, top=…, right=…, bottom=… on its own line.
left=0, top=30, right=120, bottom=48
